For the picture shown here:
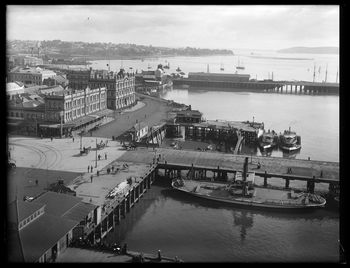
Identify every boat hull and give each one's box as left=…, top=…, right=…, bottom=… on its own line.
left=280, top=144, right=301, bottom=151
left=171, top=182, right=325, bottom=210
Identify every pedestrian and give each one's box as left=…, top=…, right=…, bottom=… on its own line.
left=88, top=166, right=90, bottom=173
left=90, top=175, right=93, bottom=183
left=257, top=162, right=261, bottom=169
left=320, top=170, right=323, bottom=178
left=111, top=166, right=114, bottom=172
left=35, top=179, right=38, bottom=186
left=91, top=166, right=93, bottom=173
left=98, top=154, right=101, bottom=160
left=72, top=136, right=75, bottom=142
left=97, top=170, right=100, bottom=176
left=51, top=136, right=53, bottom=142
left=105, top=153, right=107, bottom=160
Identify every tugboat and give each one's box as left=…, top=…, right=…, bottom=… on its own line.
left=258, top=129, right=278, bottom=150
left=171, top=157, right=326, bottom=209
left=279, top=127, right=301, bottom=152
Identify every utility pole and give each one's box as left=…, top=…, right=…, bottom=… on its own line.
left=325, top=64, right=328, bottom=83
left=95, top=138, right=97, bottom=168
left=313, top=63, right=316, bottom=83
left=60, top=111, right=64, bottom=138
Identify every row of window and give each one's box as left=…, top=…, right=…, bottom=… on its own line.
left=9, top=111, right=43, bottom=120
left=19, top=207, right=44, bottom=230
left=65, top=93, right=105, bottom=110
left=65, top=102, right=106, bottom=122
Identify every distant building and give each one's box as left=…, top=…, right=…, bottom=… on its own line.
left=9, top=55, right=43, bottom=67
left=188, top=72, right=250, bottom=82
left=42, top=75, right=69, bottom=87
left=7, top=82, right=25, bottom=100
left=7, top=66, right=56, bottom=86
left=175, top=110, right=203, bottom=124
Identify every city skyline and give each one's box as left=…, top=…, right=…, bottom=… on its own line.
left=7, top=5, right=339, bottom=51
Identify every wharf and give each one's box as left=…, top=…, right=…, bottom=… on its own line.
left=117, top=148, right=339, bottom=185
left=173, top=78, right=339, bottom=95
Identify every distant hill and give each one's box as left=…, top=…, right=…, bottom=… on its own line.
left=277, top=47, right=339, bottom=54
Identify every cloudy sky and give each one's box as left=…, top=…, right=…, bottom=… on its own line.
left=7, top=5, right=339, bottom=50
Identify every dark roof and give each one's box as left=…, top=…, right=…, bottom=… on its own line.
left=62, top=202, right=97, bottom=222
left=8, top=200, right=45, bottom=223
left=176, top=110, right=202, bottom=117
left=20, top=213, right=78, bottom=262
left=33, top=191, right=83, bottom=217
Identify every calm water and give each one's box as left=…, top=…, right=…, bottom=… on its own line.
left=94, top=51, right=339, bottom=262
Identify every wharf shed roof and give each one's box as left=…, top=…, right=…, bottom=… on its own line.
left=33, top=191, right=83, bottom=217
left=8, top=200, right=45, bottom=225
left=62, top=202, right=97, bottom=222
left=19, top=213, right=78, bottom=262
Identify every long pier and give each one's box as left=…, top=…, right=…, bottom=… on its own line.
left=173, top=78, right=339, bottom=95
left=117, top=148, right=339, bottom=193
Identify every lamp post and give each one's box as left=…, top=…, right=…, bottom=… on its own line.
left=60, top=111, right=64, bottom=138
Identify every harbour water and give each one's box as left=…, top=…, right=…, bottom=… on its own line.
left=93, top=51, right=339, bottom=262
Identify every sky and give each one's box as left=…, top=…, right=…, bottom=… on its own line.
left=6, top=5, right=339, bottom=50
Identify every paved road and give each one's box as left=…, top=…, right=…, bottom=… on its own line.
left=91, top=94, right=173, bottom=139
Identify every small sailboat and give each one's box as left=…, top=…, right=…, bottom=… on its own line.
left=220, top=63, right=224, bottom=71
left=163, top=60, right=170, bottom=69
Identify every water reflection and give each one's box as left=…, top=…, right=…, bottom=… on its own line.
left=232, top=210, right=254, bottom=243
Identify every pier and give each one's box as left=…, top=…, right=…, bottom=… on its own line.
left=173, top=78, right=339, bottom=95
left=117, top=148, right=339, bottom=194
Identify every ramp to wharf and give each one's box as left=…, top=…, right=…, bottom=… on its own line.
left=116, top=148, right=339, bottom=184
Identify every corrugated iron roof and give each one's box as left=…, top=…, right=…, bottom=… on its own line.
left=62, top=202, right=97, bottom=222
left=33, top=191, right=83, bottom=217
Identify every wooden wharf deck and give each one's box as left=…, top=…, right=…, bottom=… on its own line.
left=117, top=148, right=339, bottom=187
left=173, top=78, right=339, bottom=95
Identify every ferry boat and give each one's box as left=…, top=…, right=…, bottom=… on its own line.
left=171, top=158, right=326, bottom=209
left=258, top=130, right=278, bottom=150
left=279, top=127, right=301, bottom=151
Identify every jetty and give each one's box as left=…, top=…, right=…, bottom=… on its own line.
left=172, top=72, right=339, bottom=95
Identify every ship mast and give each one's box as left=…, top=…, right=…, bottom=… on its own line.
left=324, top=64, right=328, bottom=83
left=313, top=63, right=316, bottom=82
left=336, top=68, right=338, bottom=83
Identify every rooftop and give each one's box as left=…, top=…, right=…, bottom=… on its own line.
left=33, top=191, right=83, bottom=217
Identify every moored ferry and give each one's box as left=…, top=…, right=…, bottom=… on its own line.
left=258, top=129, right=278, bottom=150
left=279, top=127, right=301, bottom=151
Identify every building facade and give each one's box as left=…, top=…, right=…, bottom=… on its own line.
left=68, top=68, right=136, bottom=111
left=44, top=86, right=107, bottom=124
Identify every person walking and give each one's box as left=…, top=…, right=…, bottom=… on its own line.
left=91, top=166, right=93, bottom=173
left=105, top=153, right=107, bottom=160
left=72, top=136, right=75, bottom=142
left=88, top=166, right=90, bottom=173
left=98, top=154, right=101, bottom=161
left=90, top=175, right=93, bottom=183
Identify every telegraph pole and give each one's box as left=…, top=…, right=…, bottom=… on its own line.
left=95, top=138, right=98, bottom=168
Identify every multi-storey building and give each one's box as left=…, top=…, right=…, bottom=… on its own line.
left=7, top=66, right=56, bottom=86
left=7, top=86, right=107, bottom=137
left=67, top=68, right=136, bottom=110
left=44, top=86, right=106, bottom=124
